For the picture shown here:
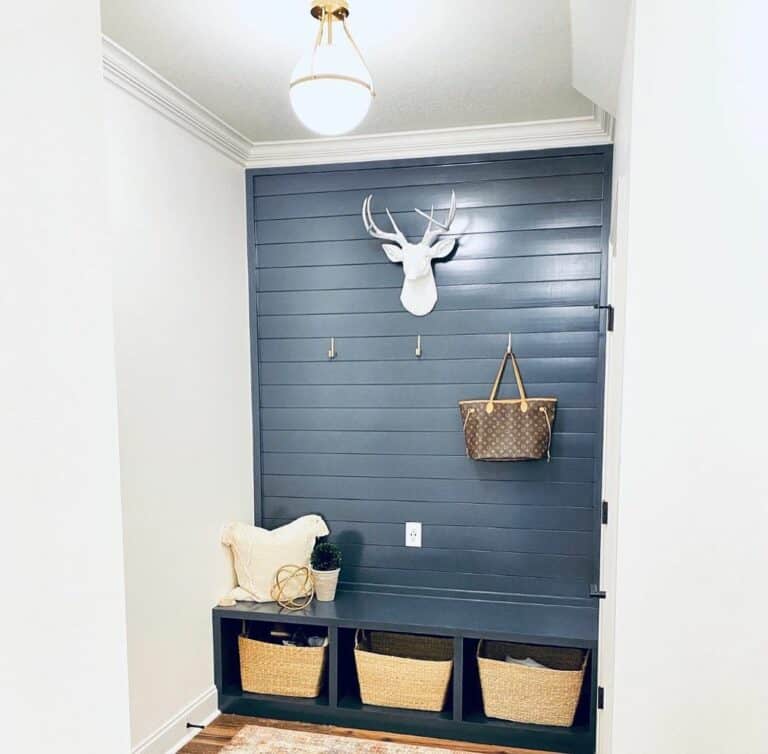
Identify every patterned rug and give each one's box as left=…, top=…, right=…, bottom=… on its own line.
left=221, top=725, right=479, bottom=753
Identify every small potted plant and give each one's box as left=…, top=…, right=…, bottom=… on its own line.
left=310, top=542, right=342, bottom=602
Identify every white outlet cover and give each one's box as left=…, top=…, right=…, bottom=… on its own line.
left=405, top=522, right=422, bottom=548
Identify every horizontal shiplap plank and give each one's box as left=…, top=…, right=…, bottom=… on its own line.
left=340, top=567, right=588, bottom=599
left=258, top=306, right=599, bottom=338
left=258, top=332, right=599, bottom=362
left=262, top=475, right=593, bottom=507
left=334, top=543, right=591, bottom=580
left=260, top=357, right=597, bottom=386
left=260, top=407, right=598, bottom=434
left=262, top=498, right=594, bottom=531
left=257, top=227, right=603, bottom=268
left=261, top=431, right=595, bottom=458
left=264, top=518, right=592, bottom=556
left=255, top=201, right=603, bottom=244
left=260, top=383, right=597, bottom=409
left=255, top=174, right=603, bottom=220
left=256, top=280, right=599, bottom=315
left=262, top=453, right=594, bottom=483
left=253, top=154, right=605, bottom=196
left=257, top=254, right=601, bottom=293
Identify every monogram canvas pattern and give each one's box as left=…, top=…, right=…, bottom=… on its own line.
left=459, top=347, right=557, bottom=462
left=459, top=400, right=556, bottom=461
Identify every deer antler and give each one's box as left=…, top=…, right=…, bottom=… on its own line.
left=416, top=190, right=456, bottom=246
left=362, top=195, right=407, bottom=246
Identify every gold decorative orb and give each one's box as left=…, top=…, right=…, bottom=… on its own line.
left=271, top=564, right=315, bottom=611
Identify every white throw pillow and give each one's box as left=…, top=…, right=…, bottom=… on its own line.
left=221, top=515, right=330, bottom=602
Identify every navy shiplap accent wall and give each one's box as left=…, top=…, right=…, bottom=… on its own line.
left=246, top=146, right=612, bottom=605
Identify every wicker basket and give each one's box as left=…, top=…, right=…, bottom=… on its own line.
left=238, top=631, right=327, bottom=698
left=477, top=640, right=588, bottom=727
left=354, top=630, right=453, bottom=712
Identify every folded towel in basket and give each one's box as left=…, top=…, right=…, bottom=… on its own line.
left=505, top=656, right=548, bottom=669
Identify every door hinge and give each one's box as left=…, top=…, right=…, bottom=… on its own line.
left=590, top=584, right=607, bottom=599
left=594, top=304, right=615, bottom=331
left=601, top=500, right=609, bottom=525
left=597, top=686, right=605, bottom=710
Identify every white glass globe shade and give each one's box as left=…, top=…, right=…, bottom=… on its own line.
left=290, top=38, right=373, bottom=136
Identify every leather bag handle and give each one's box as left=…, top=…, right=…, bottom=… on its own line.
left=487, top=349, right=529, bottom=413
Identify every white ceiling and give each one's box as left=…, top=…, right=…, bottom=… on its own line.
left=100, top=0, right=594, bottom=142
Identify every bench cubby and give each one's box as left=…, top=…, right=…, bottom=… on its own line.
left=213, top=591, right=598, bottom=754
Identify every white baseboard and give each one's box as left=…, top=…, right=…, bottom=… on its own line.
left=132, top=686, right=219, bottom=754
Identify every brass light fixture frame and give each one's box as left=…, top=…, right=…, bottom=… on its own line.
left=291, top=0, right=375, bottom=96
left=310, top=1, right=349, bottom=20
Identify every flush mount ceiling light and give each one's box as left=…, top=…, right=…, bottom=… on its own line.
left=289, top=0, right=375, bottom=136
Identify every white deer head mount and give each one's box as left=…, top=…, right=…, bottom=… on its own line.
left=362, top=191, right=457, bottom=316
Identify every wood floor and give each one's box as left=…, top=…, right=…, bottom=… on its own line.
left=179, top=715, right=546, bottom=754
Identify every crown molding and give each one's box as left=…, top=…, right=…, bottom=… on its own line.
left=245, top=106, right=614, bottom=168
left=102, top=36, right=252, bottom=164
left=102, top=35, right=613, bottom=169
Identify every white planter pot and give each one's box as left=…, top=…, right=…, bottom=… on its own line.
left=311, top=568, right=340, bottom=602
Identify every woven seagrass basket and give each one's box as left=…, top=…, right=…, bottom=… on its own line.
left=238, top=631, right=327, bottom=698
left=354, top=630, right=453, bottom=712
left=477, top=640, right=588, bottom=727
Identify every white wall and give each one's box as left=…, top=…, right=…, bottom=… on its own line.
left=0, top=4, right=131, bottom=754
left=103, top=85, right=253, bottom=750
left=605, top=2, right=768, bottom=752
left=596, top=3, right=636, bottom=752
left=569, top=0, right=631, bottom=115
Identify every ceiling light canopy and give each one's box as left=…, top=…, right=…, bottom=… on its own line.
left=289, top=1, right=375, bottom=136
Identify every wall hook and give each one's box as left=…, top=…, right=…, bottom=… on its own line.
left=507, top=332, right=512, bottom=354
left=415, top=334, right=422, bottom=358
left=328, top=337, right=336, bottom=360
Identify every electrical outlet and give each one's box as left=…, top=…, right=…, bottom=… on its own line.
left=405, top=522, right=422, bottom=548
